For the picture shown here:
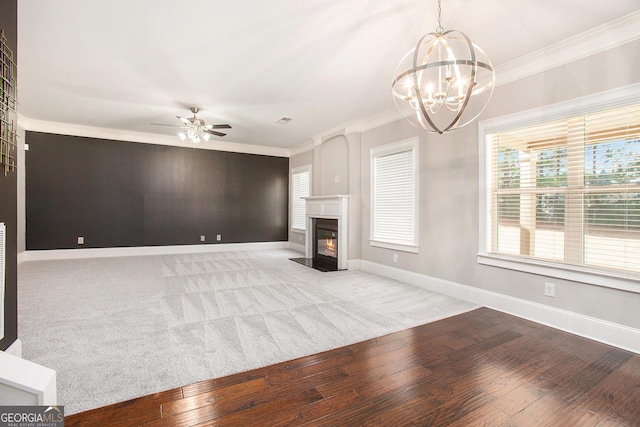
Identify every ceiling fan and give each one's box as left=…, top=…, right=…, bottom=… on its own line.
left=152, top=107, right=231, bottom=144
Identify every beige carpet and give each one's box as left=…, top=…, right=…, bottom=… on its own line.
left=18, top=248, right=477, bottom=415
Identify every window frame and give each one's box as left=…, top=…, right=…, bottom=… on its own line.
left=290, top=164, right=312, bottom=233
left=478, top=83, right=640, bottom=293
left=370, top=137, right=420, bottom=253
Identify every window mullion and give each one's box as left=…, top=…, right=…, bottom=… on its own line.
left=565, top=117, right=585, bottom=265
left=489, top=136, right=498, bottom=253
left=520, top=152, right=537, bottom=256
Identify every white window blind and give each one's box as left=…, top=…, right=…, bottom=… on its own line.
left=371, top=139, right=418, bottom=251
left=291, top=166, right=310, bottom=231
left=486, top=103, right=640, bottom=279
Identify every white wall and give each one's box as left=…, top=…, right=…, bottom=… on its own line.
left=318, top=135, right=349, bottom=195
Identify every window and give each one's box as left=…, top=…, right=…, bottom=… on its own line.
left=370, top=138, right=419, bottom=252
left=291, top=165, right=311, bottom=231
left=480, top=90, right=640, bottom=290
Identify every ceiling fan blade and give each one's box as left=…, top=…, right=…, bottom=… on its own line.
left=177, top=116, right=192, bottom=125
left=150, top=122, right=181, bottom=127
left=204, top=124, right=232, bottom=129
left=203, top=129, right=227, bottom=137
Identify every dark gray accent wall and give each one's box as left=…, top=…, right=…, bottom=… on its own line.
left=0, top=0, right=17, bottom=351
left=26, top=132, right=288, bottom=249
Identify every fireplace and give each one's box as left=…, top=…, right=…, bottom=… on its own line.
left=313, top=218, right=338, bottom=271
left=290, top=195, right=349, bottom=272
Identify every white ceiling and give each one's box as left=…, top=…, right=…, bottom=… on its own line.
left=17, top=0, right=640, bottom=151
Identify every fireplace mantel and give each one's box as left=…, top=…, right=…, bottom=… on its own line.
left=304, top=195, right=348, bottom=270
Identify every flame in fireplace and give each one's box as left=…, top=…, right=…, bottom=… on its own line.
left=325, top=238, right=336, bottom=253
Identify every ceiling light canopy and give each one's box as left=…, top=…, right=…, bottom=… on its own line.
left=392, top=0, right=495, bottom=134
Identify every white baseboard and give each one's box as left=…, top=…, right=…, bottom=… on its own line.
left=22, top=241, right=290, bottom=262
left=287, top=242, right=305, bottom=254
left=359, top=260, right=640, bottom=354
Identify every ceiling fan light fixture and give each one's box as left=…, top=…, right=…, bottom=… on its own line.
left=391, top=0, right=495, bottom=134
left=170, top=107, right=232, bottom=146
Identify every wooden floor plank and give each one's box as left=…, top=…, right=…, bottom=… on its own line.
left=161, top=378, right=269, bottom=417
left=64, top=388, right=183, bottom=427
left=63, top=308, right=640, bottom=427
left=489, top=382, right=547, bottom=417
left=550, top=394, right=621, bottom=427
left=566, top=350, right=633, bottom=403
left=447, top=404, right=511, bottom=427
left=411, top=388, right=497, bottom=426
left=500, top=393, right=571, bottom=427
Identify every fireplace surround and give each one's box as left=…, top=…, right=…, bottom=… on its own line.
left=290, top=195, right=349, bottom=272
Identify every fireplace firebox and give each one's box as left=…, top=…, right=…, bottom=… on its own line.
left=313, top=218, right=338, bottom=271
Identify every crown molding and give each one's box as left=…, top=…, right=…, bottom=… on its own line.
left=289, top=139, right=314, bottom=156
left=495, top=10, right=640, bottom=87
left=359, top=105, right=406, bottom=133
left=17, top=116, right=291, bottom=158
left=344, top=120, right=362, bottom=135
left=311, top=120, right=358, bottom=143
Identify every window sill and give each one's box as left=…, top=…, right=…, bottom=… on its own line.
left=290, top=228, right=306, bottom=234
left=477, top=253, right=640, bottom=294
left=370, top=239, right=419, bottom=253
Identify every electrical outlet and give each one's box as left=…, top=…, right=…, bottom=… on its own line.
left=392, top=254, right=398, bottom=263
left=334, top=175, right=340, bottom=183
left=77, top=236, right=84, bottom=245
left=200, top=235, right=206, bottom=242
left=544, top=282, right=555, bottom=297
left=217, top=235, right=222, bottom=241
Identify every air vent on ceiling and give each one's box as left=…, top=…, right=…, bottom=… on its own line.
left=276, top=117, right=292, bottom=124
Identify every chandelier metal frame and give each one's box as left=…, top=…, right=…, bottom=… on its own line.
left=392, top=0, right=495, bottom=134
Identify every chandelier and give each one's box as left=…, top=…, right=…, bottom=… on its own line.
left=392, top=0, right=495, bottom=134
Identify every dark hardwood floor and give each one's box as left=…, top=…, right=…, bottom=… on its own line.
left=65, top=308, right=640, bottom=426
